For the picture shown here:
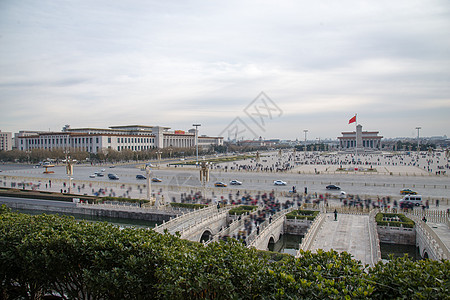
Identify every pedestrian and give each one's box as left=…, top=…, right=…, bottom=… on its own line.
left=436, top=199, right=439, bottom=207
left=334, top=209, right=338, bottom=221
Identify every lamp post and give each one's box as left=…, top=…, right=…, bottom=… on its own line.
left=303, top=129, right=308, bottom=157
left=199, top=161, right=210, bottom=201
left=156, top=150, right=162, bottom=169
left=146, top=164, right=152, bottom=204
left=416, top=127, right=421, bottom=153
left=193, top=124, right=201, bottom=163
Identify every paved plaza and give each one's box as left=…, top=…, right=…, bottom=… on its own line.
left=310, top=213, right=373, bottom=265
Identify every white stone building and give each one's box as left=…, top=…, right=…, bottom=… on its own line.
left=0, top=130, right=13, bottom=151
left=338, top=124, right=382, bottom=152
left=17, top=125, right=223, bottom=154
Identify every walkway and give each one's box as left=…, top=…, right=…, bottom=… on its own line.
left=310, top=213, right=372, bottom=265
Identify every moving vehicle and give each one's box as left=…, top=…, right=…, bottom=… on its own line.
left=214, top=182, right=227, bottom=187
left=399, top=195, right=422, bottom=206
left=400, top=189, right=417, bottom=195
left=229, top=180, right=242, bottom=185
left=151, top=177, right=162, bottom=182
left=273, top=180, right=287, bottom=186
left=96, top=172, right=104, bottom=177
left=136, top=175, right=147, bottom=180
left=89, top=174, right=96, bottom=178
left=108, top=173, right=119, bottom=180
left=326, top=184, right=341, bottom=190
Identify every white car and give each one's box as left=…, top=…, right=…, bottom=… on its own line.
left=273, top=180, right=287, bottom=186
left=229, top=180, right=242, bottom=185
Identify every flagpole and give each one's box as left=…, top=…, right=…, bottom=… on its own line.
left=355, top=113, right=357, bottom=157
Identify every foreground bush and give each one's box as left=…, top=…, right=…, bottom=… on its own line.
left=1, top=207, right=448, bottom=299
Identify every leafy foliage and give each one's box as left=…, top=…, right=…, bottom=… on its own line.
left=1, top=211, right=448, bottom=299
left=286, top=209, right=320, bottom=220
left=228, top=205, right=257, bottom=216
left=169, top=203, right=207, bottom=210
left=376, top=213, right=415, bottom=228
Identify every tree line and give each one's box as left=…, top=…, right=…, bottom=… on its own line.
left=1, top=206, right=448, bottom=299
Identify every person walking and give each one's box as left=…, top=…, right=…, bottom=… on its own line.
left=334, top=209, right=338, bottom=221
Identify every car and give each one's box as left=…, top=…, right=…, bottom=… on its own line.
left=89, top=174, right=96, bottom=178
left=400, top=189, right=417, bottom=195
left=399, top=195, right=422, bottom=206
left=326, top=184, right=341, bottom=190
left=151, top=177, right=162, bottom=182
left=273, top=180, right=287, bottom=186
left=136, top=174, right=147, bottom=180
left=96, top=172, right=104, bottom=177
left=108, top=173, right=119, bottom=180
left=229, top=180, right=242, bottom=185
left=214, top=182, right=227, bottom=187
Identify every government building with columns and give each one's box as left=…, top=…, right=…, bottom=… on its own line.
left=17, top=125, right=223, bottom=154
left=338, top=124, right=382, bottom=152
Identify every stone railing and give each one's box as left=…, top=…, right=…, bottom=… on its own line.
left=411, top=215, right=449, bottom=261
left=368, top=209, right=382, bottom=266
left=246, top=207, right=295, bottom=247
left=296, top=213, right=326, bottom=255
left=153, top=205, right=218, bottom=234
left=180, top=207, right=231, bottom=240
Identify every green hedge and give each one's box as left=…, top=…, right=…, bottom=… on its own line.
left=375, top=213, right=415, bottom=228
left=286, top=209, right=319, bottom=220
left=100, top=196, right=150, bottom=205
left=228, top=205, right=257, bottom=215
left=1, top=208, right=448, bottom=299
left=169, top=203, right=207, bottom=210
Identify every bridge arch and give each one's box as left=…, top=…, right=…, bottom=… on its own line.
left=199, top=229, right=213, bottom=243
left=267, top=236, right=276, bottom=252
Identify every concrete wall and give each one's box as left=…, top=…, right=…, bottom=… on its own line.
left=284, top=219, right=312, bottom=235
left=1, top=201, right=178, bottom=223
left=377, top=226, right=416, bottom=245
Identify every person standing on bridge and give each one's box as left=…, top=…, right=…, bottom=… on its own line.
left=334, top=209, right=338, bottom=221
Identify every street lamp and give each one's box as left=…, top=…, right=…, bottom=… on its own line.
left=303, top=129, right=308, bottom=156
left=146, top=164, right=152, bottom=204
left=416, top=127, right=421, bottom=153
left=193, top=124, right=201, bottom=163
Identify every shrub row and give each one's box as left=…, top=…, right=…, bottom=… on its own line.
left=1, top=207, right=448, bottom=299
left=286, top=209, right=319, bottom=221
left=169, top=202, right=207, bottom=210
left=375, top=213, right=415, bottom=228
left=228, top=205, right=257, bottom=215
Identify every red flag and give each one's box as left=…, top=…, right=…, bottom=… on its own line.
left=348, top=115, right=356, bottom=124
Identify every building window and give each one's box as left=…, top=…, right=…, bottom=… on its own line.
left=108, top=137, right=111, bottom=143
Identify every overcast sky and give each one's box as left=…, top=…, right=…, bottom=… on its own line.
left=1, top=0, right=449, bottom=141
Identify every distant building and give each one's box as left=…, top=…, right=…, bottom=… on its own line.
left=0, top=130, right=13, bottom=151
left=17, top=124, right=223, bottom=154
left=338, top=124, right=382, bottom=152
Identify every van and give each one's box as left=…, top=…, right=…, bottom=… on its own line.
left=399, top=195, right=422, bottom=206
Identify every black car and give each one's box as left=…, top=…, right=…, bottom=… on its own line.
left=136, top=174, right=147, bottom=180
left=326, top=184, right=340, bottom=190
left=108, top=173, right=119, bottom=180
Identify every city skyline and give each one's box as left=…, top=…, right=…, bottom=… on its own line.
left=1, top=1, right=449, bottom=140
